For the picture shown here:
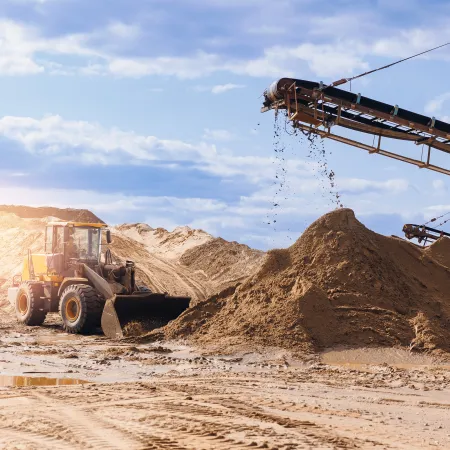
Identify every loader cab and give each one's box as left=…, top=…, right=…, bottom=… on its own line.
left=45, top=222, right=108, bottom=267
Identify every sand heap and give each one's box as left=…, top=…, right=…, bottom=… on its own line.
left=115, top=224, right=213, bottom=260
left=0, top=207, right=105, bottom=300
left=164, top=208, right=450, bottom=354
left=112, top=226, right=265, bottom=303
left=180, top=238, right=265, bottom=299
left=0, top=209, right=265, bottom=309
left=0, top=206, right=107, bottom=291
left=0, top=213, right=46, bottom=285
left=0, top=205, right=103, bottom=223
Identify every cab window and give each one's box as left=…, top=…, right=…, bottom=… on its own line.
left=54, top=227, right=64, bottom=253
left=45, top=226, right=53, bottom=253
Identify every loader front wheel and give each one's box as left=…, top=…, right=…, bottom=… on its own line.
left=15, top=282, right=46, bottom=326
left=59, top=284, right=103, bottom=334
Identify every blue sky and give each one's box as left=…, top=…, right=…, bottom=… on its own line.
left=1, top=0, right=450, bottom=249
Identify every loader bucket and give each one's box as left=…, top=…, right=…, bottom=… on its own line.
left=101, top=293, right=191, bottom=339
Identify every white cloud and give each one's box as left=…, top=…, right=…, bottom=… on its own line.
left=0, top=18, right=368, bottom=79
left=193, top=84, right=245, bottom=94
left=259, top=43, right=369, bottom=78
left=0, top=19, right=98, bottom=76
left=0, top=20, right=45, bottom=75
left=107, top=52, right=224, bottom=79
left=425, top=92, right=450, bottom=122
left=247, top=25, right=286, bottom=35
left=309, top=13, right=377, bottom=38
left=211, top=83, right=245, bottom=94
left=107, top=22, right=141, bottom=40
left=0, top=114, right=313, bottom=184
left=0, top=185, right=224, bottom=223
left=424, top=204, right=450, bottom=216
left=432, top=179, right=447, bottom=191
left=2, top=13, right=450, bottom=81
left=202, top=128, right=235, bottom=141
left=339, top=178, right=409, bottom=194
left=371, top=28, right=447, bottom=59
left=9, top=172, right=28, bottom=177
left=0, top=114, right=213, bottom=161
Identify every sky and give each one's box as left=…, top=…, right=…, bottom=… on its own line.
left=1, top=0, right=450, bottom=249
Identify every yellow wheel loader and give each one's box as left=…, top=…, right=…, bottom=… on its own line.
left=8, top=222, right=190, bottom=339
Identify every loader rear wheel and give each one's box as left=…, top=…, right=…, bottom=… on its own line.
left=15, top=282, right=46, bottom=326
left=59, top=284, right=103, bottom=334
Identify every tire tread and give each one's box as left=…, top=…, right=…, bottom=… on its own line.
left=59, top=284, right=103, bottom=334
left=16, top=282, right=46, bottom=326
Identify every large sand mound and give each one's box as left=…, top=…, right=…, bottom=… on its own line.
left=0, top=206, right=108, bottom=287
left=111, top=227, right=265, bottom=302
left=0, top=205, right=103, bottom=223
left=116, top=223, right=213, bottom=260
left=0, top=210, right=265, bottom=308
left=164, top=208, right=450, bottom=354
left=179, top=238, right=265, bottom=302
left=0, top=214, right=47, bottom=288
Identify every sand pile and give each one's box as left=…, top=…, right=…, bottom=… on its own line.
left=164, top=208, right=450, bottom=354
left=424, top=237, right=450, bottom=269
left=0, top=213, right=46, bottom=307
left=111, top=227, right=265, bottom=302
left=0, top=208, right=103, bottom=307
left=115, top=224, right=213, bottom=260
left=0, top=205, right=103, bottom=223
left=0, top=209, right=265, bottom=310
left=0, top=205, right=106, bottom=290
left=180, top=238, right=265, bottom=300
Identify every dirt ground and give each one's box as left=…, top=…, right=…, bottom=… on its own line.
left=1, top=313, right=450, bottom=449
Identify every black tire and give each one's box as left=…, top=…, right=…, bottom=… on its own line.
left=15, top=282, right=47, bottom=326
left=59, top=284, right=104, bottom=334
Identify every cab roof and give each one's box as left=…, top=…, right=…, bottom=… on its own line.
left=47, top=222, right=108, bottom=228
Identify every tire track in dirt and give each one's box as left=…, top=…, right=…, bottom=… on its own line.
left=0, top=364, right=443, bottom=449
left=20, top=392, right=144, bottom=450
left=22, top=382, right=322, bottom=449
left=99, top=405, right=284, bottom=449
left=59, top=379, right=366, bottom=449
left=0, top=427, right=74, bottom=450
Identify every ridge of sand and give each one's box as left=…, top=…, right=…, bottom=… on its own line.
left=163, top=208, right=450, bottom=354
left=0, top=205, right=103, bottom=223
left=114, top=223, right=213, bottom=260
left=0, top=211, right=265, bottom=307
left=110, top=227, right=265, bottom=302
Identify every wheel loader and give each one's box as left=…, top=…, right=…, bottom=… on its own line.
left=7, top=222, right=190, bottom=339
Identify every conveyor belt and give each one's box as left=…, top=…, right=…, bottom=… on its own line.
left=261, top=78, right=450, bottom=175
left=403, top=224, right=450, bottom=244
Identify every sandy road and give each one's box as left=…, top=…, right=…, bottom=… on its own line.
left=1, top=314, right=450, bottom=449
left=1, top=367, right=450, bottom=449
